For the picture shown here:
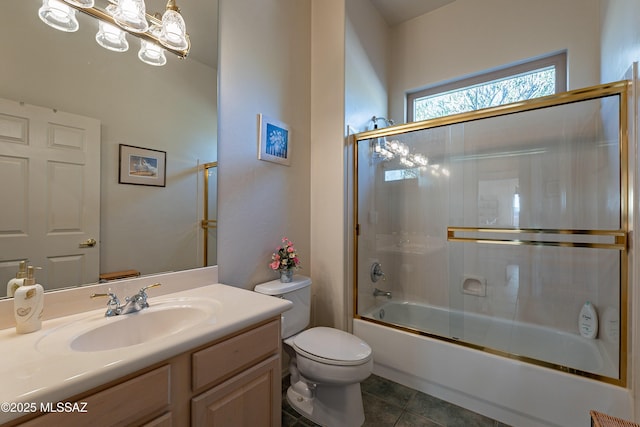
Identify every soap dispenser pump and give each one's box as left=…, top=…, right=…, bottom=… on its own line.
left=7, top=260, right=27, bottom=298
left=14, top=266, right=44, bottom=334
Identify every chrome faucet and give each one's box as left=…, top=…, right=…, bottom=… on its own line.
left=91, top=283, right=161, bottom=317
left=373, top=288, right=392, bottom=299
left=370, top=262, right=386, bottom=283
left=90, top=291, right=121, bottom=317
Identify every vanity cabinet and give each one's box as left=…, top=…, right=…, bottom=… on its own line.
left=191, top=320, right=281, bottom=426
left=20, top=365, right=171, bottom=427
left=7, top=317, right=282, bottom=427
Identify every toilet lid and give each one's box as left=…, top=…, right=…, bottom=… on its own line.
left=292, top=327, right=372, bottom=366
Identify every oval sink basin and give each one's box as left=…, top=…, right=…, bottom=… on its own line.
left=37, top=298, right=217, bottom=353
left=71, top=305, right=211, bottom=352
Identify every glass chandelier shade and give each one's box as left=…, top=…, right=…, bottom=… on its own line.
left=138, top=39, right=167, bottom=66
left=62, top=0, right=95, bottom=7
left=113, top=0, right=149, bottom=33
left=95, top=21, right=129, bottom=52
left=36, top=0, right=190, bottom=66
left=38, top=0, right=79, bottom=32
left=159, top=8, right=188, bottom=50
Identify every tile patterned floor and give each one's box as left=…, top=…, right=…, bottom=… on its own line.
left=282, top=374, right=512, bottom=427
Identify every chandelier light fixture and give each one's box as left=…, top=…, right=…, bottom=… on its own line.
left=37, top=0, right=190, bottom=66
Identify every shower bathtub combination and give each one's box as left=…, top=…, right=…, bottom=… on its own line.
left=352, top=82, right=632, bottom=427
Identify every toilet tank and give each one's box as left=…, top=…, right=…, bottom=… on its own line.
left=254, top=275, right=311, bottom=338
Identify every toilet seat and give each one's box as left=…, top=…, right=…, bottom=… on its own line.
left=290, top=327, right=372, bottom=366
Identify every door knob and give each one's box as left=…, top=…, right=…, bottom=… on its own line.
left=79, top=238, right=97, bottom=248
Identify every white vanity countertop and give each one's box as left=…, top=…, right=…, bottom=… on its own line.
left=0, top=283, right=291, bottom=424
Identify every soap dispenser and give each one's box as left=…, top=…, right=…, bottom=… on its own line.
left=6, top=260, right=27, bottom=298
left=14, top=266, right=44, bottom=334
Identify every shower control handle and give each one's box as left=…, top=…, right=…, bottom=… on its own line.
left=371, top=262, right=385, bottom=283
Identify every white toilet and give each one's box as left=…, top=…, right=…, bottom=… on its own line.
left=255, top=275, right=373, bottom=427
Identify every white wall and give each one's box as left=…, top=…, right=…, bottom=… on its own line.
left=388, top=0, right=601, bottom=123
left=600, top=0, right=640, bottom=83
left=216, top=0, right=360, bottom=333
left=600, top=0, right=640, bottom=419
left=308, top=0, right=348, bottom=329
left=0, top=1, right=217, bottom=279
left=345, top=0, right=390, bottom=133
left=307, top=0, right=389, bottom=330
left=343, top=0, right=390, bottom=328
left=217, top=0, right=311, bottom=290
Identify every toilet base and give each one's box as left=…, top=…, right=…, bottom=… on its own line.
left=287, top=382, right=365, bottom=427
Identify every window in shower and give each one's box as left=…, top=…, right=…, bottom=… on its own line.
left=407, top=51, right=567, bottom=122
left=384, top=168, right=420, bottom=182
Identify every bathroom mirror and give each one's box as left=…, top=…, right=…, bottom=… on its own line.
left=0, top=0, right=218, bottom=296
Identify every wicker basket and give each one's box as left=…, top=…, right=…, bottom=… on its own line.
left=591, top=410, right=640, bottom=427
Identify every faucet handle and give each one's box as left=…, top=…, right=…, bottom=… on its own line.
left=90, top=290, right=121, bottom=316
left=140, top=283, right=162, bottom=294
left=90, top=290, right=119, bottom=303
left=371, top=262, right=386, bottom=282
left=90, top=292, right=108, bottom=299
left=135, top=283, right=161, bottom=309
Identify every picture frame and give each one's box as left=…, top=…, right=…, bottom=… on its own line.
left=258, top=114, right=291, bottom=166
left=118, top=144, right=166, bottom=187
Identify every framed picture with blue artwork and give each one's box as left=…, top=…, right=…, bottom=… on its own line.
left=258, top=114, right=291, bottom=166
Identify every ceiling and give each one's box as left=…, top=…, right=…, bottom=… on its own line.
left=369, top=0, right=456, bottom=26
left=175, top=0, right=452, bottom=69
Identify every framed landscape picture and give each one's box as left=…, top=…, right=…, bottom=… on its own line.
left=119, top=144, right=166, bottom=187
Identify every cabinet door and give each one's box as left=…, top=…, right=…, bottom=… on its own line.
left=192, top=355, right=280, bottom=427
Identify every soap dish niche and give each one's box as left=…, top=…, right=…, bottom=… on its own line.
left=462, top=275, right=486, bottom=297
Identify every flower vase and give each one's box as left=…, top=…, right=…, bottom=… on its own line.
left=280, top=269, right=293, bottom=283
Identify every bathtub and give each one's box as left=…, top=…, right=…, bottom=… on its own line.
left=363, top=301, right=616, bottom=378
left=354, top=301, right=632, bottom=427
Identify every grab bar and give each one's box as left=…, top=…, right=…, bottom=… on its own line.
left=447, top=227, right=627, bottom=250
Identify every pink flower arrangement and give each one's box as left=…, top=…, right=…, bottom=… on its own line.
left=269, top=237, right=300, bottom=271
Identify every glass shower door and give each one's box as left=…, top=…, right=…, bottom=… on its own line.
left=355, top=82, right=628, bottom=383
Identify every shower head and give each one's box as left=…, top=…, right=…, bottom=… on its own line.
left=371, top=116, right=394, bottom=128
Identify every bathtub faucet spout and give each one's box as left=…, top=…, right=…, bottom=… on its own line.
left=374, top=288, right=392, bottom=299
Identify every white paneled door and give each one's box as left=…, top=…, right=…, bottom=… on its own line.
left=0, top=98, right=100, bottom=294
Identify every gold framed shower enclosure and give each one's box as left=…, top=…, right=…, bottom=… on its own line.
left=352, top=81, right=630, bottom=386
left=201, top=161, right=218, bottom=266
